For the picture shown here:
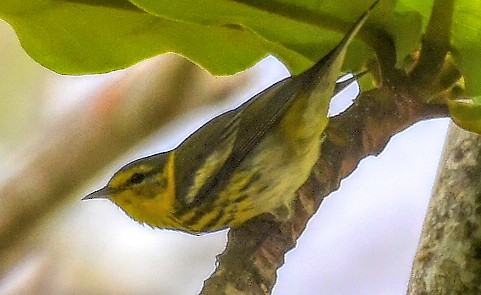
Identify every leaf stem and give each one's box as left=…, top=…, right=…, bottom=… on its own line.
left=410, top=0, right=454, bottom=91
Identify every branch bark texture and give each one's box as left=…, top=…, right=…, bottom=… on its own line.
left=408, top=123, right=481, bottom=294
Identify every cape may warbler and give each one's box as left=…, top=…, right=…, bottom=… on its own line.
left=83, top=2, right=377, bottom=234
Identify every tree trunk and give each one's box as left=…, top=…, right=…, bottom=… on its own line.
left=408, top=122, right=481, bottom=294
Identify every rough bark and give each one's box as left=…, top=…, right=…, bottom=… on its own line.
left=407, top=123, right=481, bottom=295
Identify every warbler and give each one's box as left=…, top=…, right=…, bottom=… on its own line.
left=83, top=2, right=377, bottom=234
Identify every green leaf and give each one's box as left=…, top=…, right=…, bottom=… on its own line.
left=0, top=0, right=271, bottom=75
left=451, top=0, right=481, bottom=96
left=448, top=96, right=481, bottom=134
left=127, top=0, right=422, bottom=73
left=3, top=0, right=481, bottom=100
left=0, top=0, right=421, bottom=76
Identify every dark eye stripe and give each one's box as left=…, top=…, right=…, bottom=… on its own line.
left=129, top=173, right=145, bottom=184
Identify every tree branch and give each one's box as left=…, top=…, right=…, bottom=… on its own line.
left=201, top=74, right=449, bottom=294
left=407, top=123, right=481, bottom=294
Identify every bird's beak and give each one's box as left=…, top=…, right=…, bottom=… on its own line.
left=82, top=186, right=114, bottom=200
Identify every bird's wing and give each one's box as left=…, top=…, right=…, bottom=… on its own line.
left=182, top=77, right=302, bottom=207
left=175, top=108, right=242, bottom=204
left=181, top=0, right=376, bottom=207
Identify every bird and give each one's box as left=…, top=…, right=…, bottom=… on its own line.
left=83, top=1, right=377, bottom=234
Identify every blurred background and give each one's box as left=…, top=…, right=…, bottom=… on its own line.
left=0, top=18, right=449, bottom=295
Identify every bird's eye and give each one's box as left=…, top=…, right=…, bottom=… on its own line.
left=129, top=173, right=145, bottom=184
